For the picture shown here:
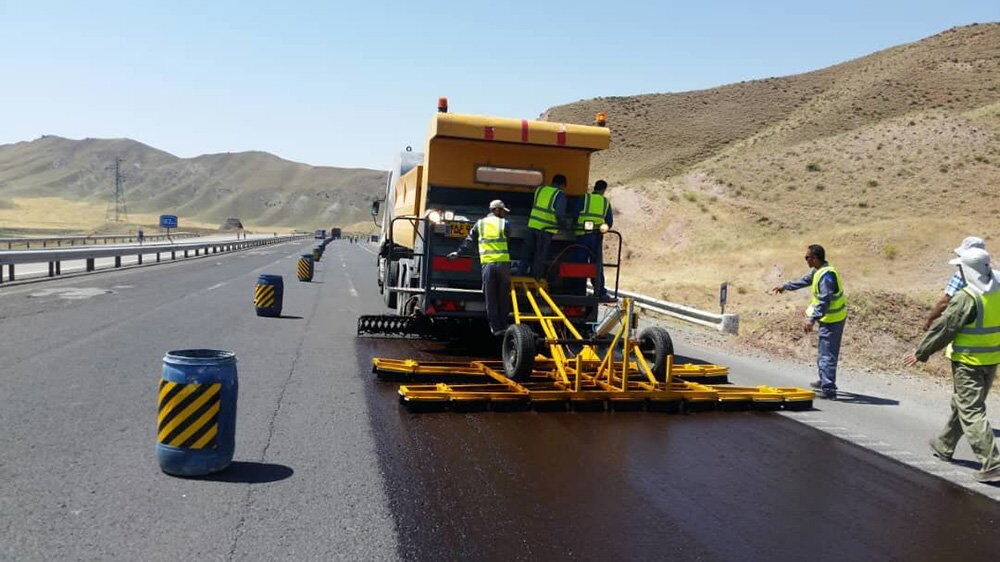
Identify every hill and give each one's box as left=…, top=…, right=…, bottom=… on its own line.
left=543, top=23, right=1000, bottom=377
left=0, top=136, right=387, bottom=230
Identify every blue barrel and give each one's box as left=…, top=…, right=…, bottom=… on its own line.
left=254, top=274, right=283, bottom=317
left=156, top=349, right=238, bottom=476
left=297, top=254, right=314, bottom=282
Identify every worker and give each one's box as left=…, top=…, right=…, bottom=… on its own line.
left=137, top=228, right=145, bottom=245
left=448, top=199, right=512, bottom=336
left=924, top=236, right=1000, bottom=330
left=575, top=179, right=615, bottom=303
left=903, top=248, right=1000, bottom=483
left=770, top=244, right=846, bottom=399
left=520, top=174, right=568, bottom=280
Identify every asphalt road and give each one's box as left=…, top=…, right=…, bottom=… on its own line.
left=2, top=240, right=1000, bottom=560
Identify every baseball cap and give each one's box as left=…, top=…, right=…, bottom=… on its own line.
left=489, top=199, right=510, bottom=212
left=954, top=236, right=986, bottom=256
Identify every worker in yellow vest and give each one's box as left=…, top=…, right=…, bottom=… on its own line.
left=771, top=244, right=846, bottom=399
left=448, top=199, right=512, bottom=336
left=575, top=180, right=615, bottom=303
left=904, top=248, right=1000, bottom=483
left=520, top=174, right=568, bottom=280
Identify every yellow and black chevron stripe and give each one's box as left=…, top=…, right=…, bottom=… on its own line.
left=297, top=258, right=312, bottom=281
left=157, top=380, right=221, bottom=449
left=254, top=283, right=276, bottom=308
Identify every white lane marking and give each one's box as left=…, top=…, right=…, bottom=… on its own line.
left=338, top=248, right=359, bottom=297
left=111, top=285, right=134, bottom=289
left=207, top=282, right=225, bottom=291
left=28, top=287, right=114, bottom=300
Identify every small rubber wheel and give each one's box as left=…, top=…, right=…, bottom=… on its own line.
left=637, top=326, right=674, bottom=381
left=502, top=324, right=537, bottom=381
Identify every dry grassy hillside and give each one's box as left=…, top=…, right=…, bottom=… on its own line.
left=0, top=136, right=387, bottom=230
left=544, top=23, right=1000, bottom=377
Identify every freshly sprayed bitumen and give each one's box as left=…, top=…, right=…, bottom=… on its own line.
left=356, top=336, right=1000, bottom=560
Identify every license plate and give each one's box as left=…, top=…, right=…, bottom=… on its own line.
left=446, top=221, right=472, bottom=238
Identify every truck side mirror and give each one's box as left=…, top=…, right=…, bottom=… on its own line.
left=371, top=200, right=380, bottom=217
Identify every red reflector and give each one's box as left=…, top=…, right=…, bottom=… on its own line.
left=432, top=256, right=473, bottom=272
left=425, top=304, right=437, bottom=315
left=558, top=263, right=597, bottom=278
left=562, top=306, right=586, bottom=317
left=435, top=299, right=465, bottom=312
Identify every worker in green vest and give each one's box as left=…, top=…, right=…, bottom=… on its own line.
left=575, top=180, right=615, bottom=302
left=520, top=174, right=568, bottom=280
left=904, top=248, right=1000, bottom=483
left=448, top=199, right=512, bottom=336
left=771, top=244, right=847, bottom=399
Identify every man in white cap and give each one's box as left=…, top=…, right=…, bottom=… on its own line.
left=448, top=200, right=512, bottom=336
left=923, top=236, right=999, bottom=330
left=904, top=248, right=1000, bottom=483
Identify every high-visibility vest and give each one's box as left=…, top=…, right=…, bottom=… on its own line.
left=947, top=287, right=1000, bottom=365
left=575, top=193, right=610, bottom=235
left=527, top=185, right=560, bottom=233
left=806, top=265, right=847, bottom=323
left=477, top=215, right=510, bottom=264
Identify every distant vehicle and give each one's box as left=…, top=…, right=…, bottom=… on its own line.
left=371, top=98, right=612, bottom=331
left=330, top=227, right=342, bottom=240
left=315, top=229, right=327, bottom=239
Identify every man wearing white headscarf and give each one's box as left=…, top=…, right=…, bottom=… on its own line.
left=923, top=236, right=1000, bottom=330
left=904, top=248, right=1000, bottom=483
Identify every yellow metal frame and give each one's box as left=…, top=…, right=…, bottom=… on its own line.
left=371, top=279, right=814, bottom=411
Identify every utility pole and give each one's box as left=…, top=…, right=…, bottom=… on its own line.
left=104, top=157, right=128, bottom=223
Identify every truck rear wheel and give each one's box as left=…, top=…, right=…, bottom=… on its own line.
left=383, top=261, right=399, bottom=309
left=502, top=324, right=537, bottom=381
left=637, top=326, right=674, bottom=382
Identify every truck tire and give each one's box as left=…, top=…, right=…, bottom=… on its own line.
left=502, top=324, right=537, bottom=381
left=383, top=261, right=399, bottom=309
left=637, top=326, right=674, bottom=382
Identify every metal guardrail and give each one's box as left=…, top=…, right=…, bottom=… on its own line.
left=0, top=232, right=200, bottom=250
left=612, top=288, right=740, bottom=335
left=0, top=234, right=311, bottom=284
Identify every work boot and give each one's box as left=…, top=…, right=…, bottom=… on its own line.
left=975, top=466, right=1000, bottom=483
left=928, top=438, right=953, bottom=463
left=809, top=381, right=822, bottom=390
left=817, top=390, right=837, bottom=400
left=597, top=293, right=617, bottom=304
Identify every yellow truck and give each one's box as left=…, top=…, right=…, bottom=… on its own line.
left=363, top=100, right=613, bottom=337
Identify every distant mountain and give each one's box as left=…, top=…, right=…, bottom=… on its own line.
left=0, top=136, right=387, bottom=229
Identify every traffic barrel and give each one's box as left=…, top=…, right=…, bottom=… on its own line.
left=297, top=254, right=314, bottom=282
left=312, top=245, right=323, bottom=262
left=156, top=349, right=238, bottom=476
left=253, top=274, right=283, bottom=317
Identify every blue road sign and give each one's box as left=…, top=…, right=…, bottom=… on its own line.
left=160, top=215, right=178, bottom=229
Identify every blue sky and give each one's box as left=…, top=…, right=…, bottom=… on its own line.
left=1, top=1, right=996, bottom=170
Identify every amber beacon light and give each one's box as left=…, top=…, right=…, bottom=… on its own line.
left=596, top=112, right=607, bottom=126
left=438, top=97, right=448, bottom=113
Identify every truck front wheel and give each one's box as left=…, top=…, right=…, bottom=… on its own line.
left=383, top=261, right=399, bottom=309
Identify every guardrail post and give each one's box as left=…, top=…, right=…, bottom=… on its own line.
left=55, top=262, right=61, bottom=275
left=720, top=314, right=739, bottom=335
left=115, top=256, right=121, bottom=268
left=138, top=253, right=143, bottom=265
left=156, top=252, right=161, bottom=262
left=184, top=250, right=189, bottom=258
left=171, top=251, right=176, bottom=260
left=86, top=258, right=95, bottom=272
left=9, top=264, right=14, bottom=280
left=48, top=262, right=54, bottom=277
left=43, top=241, right=47, bottom=248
